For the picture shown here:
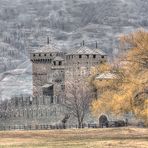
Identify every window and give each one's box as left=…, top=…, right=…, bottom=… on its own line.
left=101, top=55, right=104, bottom=58
left=59, top=61, right=62, bottom=66
left=39, top=54, right=41, bottom=56
left=86, top=55, right=89, bottom=58
left=79, top=55, right=82, bottom=58
left=93, top=55, right=96, bottom=58
left=33, top=54, right=35, bottom=57
left=44, top=54, right=46, bottom=56
left=53, top=61, right=56, bottom=66
left=61, top=85, right=65, bottom=91
left=51, top=97, right=53, bottom=104
left=29, top=100, right=32, bottom=105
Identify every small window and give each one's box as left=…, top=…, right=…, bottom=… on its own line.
left=33, top=54, right=35, bottom=57
left=29, top=100, right=32, bottom=105
left=39, top=54, right=41, bottom=57
left=50, top=53, right=52, bottom=56
left=53, top=61, right=56, bottom=66
left=61, top=85, right=65, bottom=91
left=51, top=97, right=53, bottom=104
left=93, top=55, right=96, bottom=58
left=101, top=55, right=104, bottom=58
left=59, top=61, right=62, bottom=66
left=79, top=55, right=82, bottom=58
left=44, top=54, right=46, bottom=56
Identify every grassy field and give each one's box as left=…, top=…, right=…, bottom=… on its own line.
left=0, top=127, right=147, bottom=148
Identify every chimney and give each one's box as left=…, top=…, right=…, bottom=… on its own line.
left=96, top=41, right=98, bottom=49
left=82, top=40, right=85, bottom=46
left=47, top=37, right=49, bottom=44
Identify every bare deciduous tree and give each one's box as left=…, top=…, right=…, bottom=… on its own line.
left=65, top=79, right=93, bottom=128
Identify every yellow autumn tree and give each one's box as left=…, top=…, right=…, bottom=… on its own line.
left=91, top=29, right=148, bottom=126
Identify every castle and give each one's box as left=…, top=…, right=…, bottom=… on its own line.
left=30, top=41, right=107, bottom=101
left=0, top=41, right=108, bottom=129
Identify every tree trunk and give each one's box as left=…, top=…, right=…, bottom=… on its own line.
left=78, top=121, right=83, bottom=128
left=78, top=116, right=84, bottom=128
left=77, top=117, right=83, bottom=128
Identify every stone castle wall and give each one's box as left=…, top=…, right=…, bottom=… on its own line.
left=0, top=95, right=66, bottom=127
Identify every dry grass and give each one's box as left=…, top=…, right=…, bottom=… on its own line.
left=0, top=127, right=147, bottom=148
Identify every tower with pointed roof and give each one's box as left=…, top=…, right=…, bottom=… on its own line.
left=30, top=42, right=65, bottom=104
left=65, top=44, right=107, bottom=81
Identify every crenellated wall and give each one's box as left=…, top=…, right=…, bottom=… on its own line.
left=0, top=95, right=66, bottom=126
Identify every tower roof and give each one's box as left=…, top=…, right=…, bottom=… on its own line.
left=93, top=48, right=107, bottom=56
left=95, top=72, right=117, bottom=80
left=32, top=43, right=62, bottom=53
left=53, top=56, right=64, bottom=61
left=67, top=46, right=106, bottom=55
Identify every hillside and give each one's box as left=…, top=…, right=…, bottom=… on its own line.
left=0, top=0, right=148, bottom=100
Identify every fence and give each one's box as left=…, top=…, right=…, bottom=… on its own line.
left=0, top=123, right=102, bottom=131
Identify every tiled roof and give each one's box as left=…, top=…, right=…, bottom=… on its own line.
left=93, top=48, right=107, bottom=55
left=53, top=56, right=64, bottom=61
left=95, top=72, right=117, bottom=80
left=42, top=83, right=53, bottom=88
left=33, top=44, right=62, bottom=53
left=67, top=46, right=106, bottom=55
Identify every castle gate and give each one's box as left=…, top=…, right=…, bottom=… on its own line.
left=99, top=115, right=108, bottom=127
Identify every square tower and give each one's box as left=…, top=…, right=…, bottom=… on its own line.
left=30, top=44, right=66, bottom=104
